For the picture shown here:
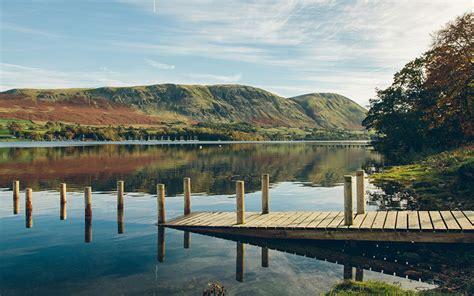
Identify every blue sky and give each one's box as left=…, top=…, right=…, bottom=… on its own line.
left=0, top=0, right=469, bottom=106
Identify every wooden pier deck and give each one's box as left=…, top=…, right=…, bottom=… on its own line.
left=162, top=211, right=474, bottom=243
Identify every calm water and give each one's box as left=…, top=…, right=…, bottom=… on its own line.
left=0, top=142, right=469, bottom=295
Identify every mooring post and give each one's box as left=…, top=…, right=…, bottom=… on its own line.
left=13, top=180, right=20, bottom=214
left=157, top=184, right=166, bottom=224
left=261, top=247, right=269, bottom=268
left=60, top=183, right=67, bottom=220
left=344, top=175, right=354, bottom=226
left=117, top=181, right=124, bottom=210
left=262, top=174, right=269, bottom=214
left=184, top=231, right=190, bottom=249
left=356, top=170, right=366, bottom=214
left=25, top=188, right=33, bottom=228
left=236, top=242, right=244, bottom=282
left=85, top=187, right=92, bottom=243
left=183, top=177, right=191, bottom=215
left=236, top=181, right=245, bottom=224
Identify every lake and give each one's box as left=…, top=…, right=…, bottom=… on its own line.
left=0, top=142, right=469, bottom=295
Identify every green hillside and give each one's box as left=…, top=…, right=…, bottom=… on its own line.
left=3, top=84, right=366, bottom=130
left=290, top=93, right=367, bottom=130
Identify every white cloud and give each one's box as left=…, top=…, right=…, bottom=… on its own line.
left=186, top=73, right=242, bottom=83
left=144, top=58, right=175, bottom=70
left=1, top=23, right=64, bottom=38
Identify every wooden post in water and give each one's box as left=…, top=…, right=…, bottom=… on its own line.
left=261, top=247, right=269, bottom=268
left=13, top=180, right=20, bottom=214
left=236, top=181, right=245, bottom=224
left=356, top=170, right=366, bottom=214
left=117, top=181, right=124, bottom=211
left=344, top=176, right=354, bottom=226
left=183, top=177, right=191, bottom=215
left=60, top=183, right=67, bottom=220
left=157, top=184, right=166, bottom=224
left=343, top=264, right=352, bottom=280
left=236, top=242, right=244, bottom=282
left=184, top=231, right=190, bottom=249
left=262, top=174, right=269, bottom=214
left=85, top=187, right=92, bottom=243
left=355, top=267, right=364, bottom=281
left=25, top=188, right=32, bottom=228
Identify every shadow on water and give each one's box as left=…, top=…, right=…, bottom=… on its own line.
left=159, top=227, right=473, bottom=291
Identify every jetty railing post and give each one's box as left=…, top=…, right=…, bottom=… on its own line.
left=262, top=174, right=269, bottom=214
left=25, top=188, right=33, bottom=228
left=117, top=181, right=124, bottom=210
left=13, top=180, right=20, bottom=214
left=236, top=181, right=245, bottom=224
left=356, top=170, right=366, bottom=214
left=85, top=187, right=92, bottom=242
left=60, top=183, right=67, bottom=220
left=184, top=177, right=191, bottom=215
left=157, top=184, right=166, bottom=224
left=344, top=175, right=354, bottom=226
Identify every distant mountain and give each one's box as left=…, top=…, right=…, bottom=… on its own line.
left=290, top=93, right=367, bottom=130
left=0, top=84, right=366, bottom=130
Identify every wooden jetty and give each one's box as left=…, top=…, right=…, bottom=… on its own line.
left=160, top=173, right=474, bottom=244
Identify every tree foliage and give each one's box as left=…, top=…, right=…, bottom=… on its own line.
left=363, top=13, right=473, bottom=160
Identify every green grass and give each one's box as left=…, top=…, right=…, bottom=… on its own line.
left=371, top=145, right=474, bottom=209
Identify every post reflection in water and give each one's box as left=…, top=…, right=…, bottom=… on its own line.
left=85, top=187, right=92, bottom=243
left=60, top=183, right=67, bottom=220
left=85, top=218, right=92, bottom=243
left=236, top=242, right=244, bottom=282
left=261, top=247, right=269, bottom=268
left=25, top=188, right=33, bottom=228
left=184, top=231, right=190, bottom=249
left=355, top=267, right=364, bottom=281
left=117, top=208, right=124, bottom=234
left=157, top=226, right=165, bottom=262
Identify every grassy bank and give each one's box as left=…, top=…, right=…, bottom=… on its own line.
left=371, top=146, right=474, bottom=210
left=325, top=280, right=454, bottom=295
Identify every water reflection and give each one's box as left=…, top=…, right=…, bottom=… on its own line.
left=25, top=189, right=33, bottom=228
left=0, top=143, right=381, bottom=195
left=157, top=226, right=165, bottom=262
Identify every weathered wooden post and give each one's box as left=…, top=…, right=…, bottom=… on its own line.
left=157, top=184, right=166, bottom=224
left=60, top=183, right=67, bottom=220
left=13, top=180, right=20, bottom=214
left=25, top=188, right=33, bottom=228
left=183, top=177, right=191, bottom=215
left=261, top=247, right=269, bottom=268
left=356, top=170, right=366, bottom=214
left=117, top=181, right=124, bottom=210
left=343, top=264, right=353, bottom=280
left=236, top=181, right=245, bottom=224
left=262, top=174, right=269, bottom=214
left=236, top=242, right=244, bottom=282
left=344, top=175, right=354, bottom=226
left=184, top=231, right=190, bottom=249
left=85, top=187, right=92, bottom=243
left=158, top=226, right=165, bottom=262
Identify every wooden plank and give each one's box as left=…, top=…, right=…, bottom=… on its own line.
left=347, top=213, right=366, bottom=229
left=187, top=212, right=221, bottom=226
left=359, top=212, right=377, bottom=230
left=440, top=211, right=461, bottom=231
left=306, top=212, right=330, bottom=228
left=463, top=211, right=474, bottom=225
left=287, top=212, right=313, bottom=228
left=408, top=211, right=420, bottom=230
left=396, top=211, right=408, bottom=230
left=264, top=213, right=288, bottom=227
left=327, top=212, right=344, bottom=229
left=267, top=212, right=294, bottom=227
left=167, top=212, right=203, bottom=225
left=207, top=212, right=237, bottom=226
left=281, top=212, right=308, bottom=228
left=371, top=211, right=387, bottom=229
left=429, top=211, right=447, bottom=230
left=244, top=213, right=278, bottom=227
left=172, top=212, right=210, bottom=225
left=317, top=212, right=340, bottom=229
left=451, top=211, right=474, bottom=231
left=201, top=212, right=229, bottom=226
left=299, top=212, right=324, bottom=228
left=383, top=211, right=397, bottom=230
left=419, top=211, right=433, bottom=230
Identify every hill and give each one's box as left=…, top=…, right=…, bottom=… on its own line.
left=290, top=93, right=367, bottom=130
left=0, top=84, right=366, bottom=130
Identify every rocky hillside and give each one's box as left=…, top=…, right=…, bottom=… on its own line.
left=1, top=84, right=366, bottom=130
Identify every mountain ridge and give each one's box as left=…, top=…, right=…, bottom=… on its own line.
left=1, top=84, right=366, bottom=130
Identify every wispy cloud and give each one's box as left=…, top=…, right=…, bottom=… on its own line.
left=144, top=58, right=175, bottom=70
left=186, top=73, right=242, bottom=83
left=1, top=23, right=64, bottom=38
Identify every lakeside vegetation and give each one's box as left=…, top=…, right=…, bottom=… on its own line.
left=364, top=13, right=473, bottom=211
left=0, top=119, right=369, bottom=142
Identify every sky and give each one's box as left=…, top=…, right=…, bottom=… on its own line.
left=0, top=0, right=470, bottom=107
